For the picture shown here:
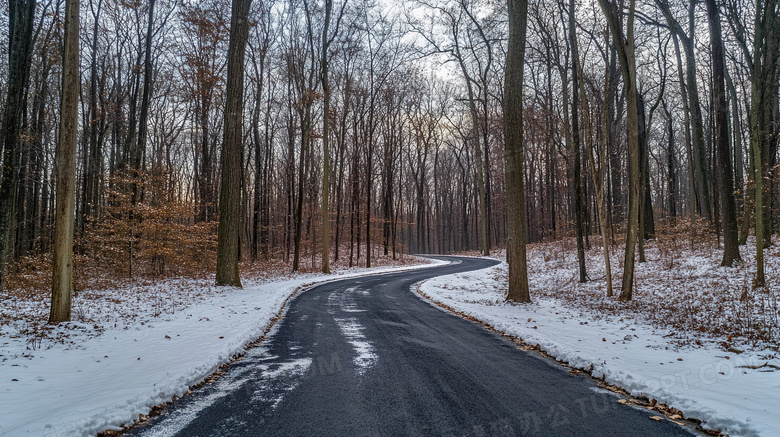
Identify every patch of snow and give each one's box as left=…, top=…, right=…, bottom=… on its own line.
left=251, top=357, right=313, bottom=408
left=334, top=317, right=376, bottom=373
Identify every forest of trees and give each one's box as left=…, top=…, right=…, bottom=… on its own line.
left=0, top=0, right=778, bottom=318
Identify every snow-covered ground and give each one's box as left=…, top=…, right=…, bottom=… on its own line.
left=4, top=239, right=778, bottom=437
left=0, top=258, right=444, bottom=437
left=417, top=249, right=780, bottom=437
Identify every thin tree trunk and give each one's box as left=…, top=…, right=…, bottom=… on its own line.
left=135, top=0, right=155, bottom=173
left=292, top=106, right=309, bottom=272
left=285, top=88, right=295, bottom=262
left=568, top=2, right=586, bottom=283
left=320, top=0, right=334, bottom=273
left=573, top=0, right=611, bottom=295
left=739, top=144, right=754, bottom=245
left=83, top=0, right=103, bottom=227
left=637, top=93, right=647, bottom=262
left=334, top=108, right=347, bottom=261
left=456, top=54, right=489, bottom=256
left=251, top=59, right=263, bottom=260
left=663, top=102, right=676, bottom=220
left=672, top=33, right=697, bottom=247
left=726, top=69, right=744, bottom=200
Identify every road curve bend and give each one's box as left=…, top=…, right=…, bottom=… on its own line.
left=130, top=256, right=693, bottom=437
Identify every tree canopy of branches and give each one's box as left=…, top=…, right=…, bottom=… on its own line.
left=0, top=0, right=777, bottom=313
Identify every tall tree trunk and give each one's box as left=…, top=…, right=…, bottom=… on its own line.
left=568, top=2, right=586, bottom=283
left=261, top=116, right=272, bottom=259
left=50, top=0, right=80, bottom=323
left=198, top=103, right=212, bottom=222
left=349, top=131, right=359, bottom=267
left=83, top=0, right=103, bottom=227
left=292, top=107, right=309, bottom=272
left=726, top=69, right=744, bottom=201
left=250, top=28, right=270, bottom=260
left=135, top=0, right=155, bottom=173
left=637, top=92, right=647, bottom=262
left=749, top=0, right=780, bottom=286
left=640, top=93, right=657, bottom=240
left=598, top=0, right=641, bottom=300
left=685, top=48, right=712, bottom=221
left=663, top=102, right=676, bottom=220
left=671, top=34, right=697, bottom=246
left=30, top=50, right=51, bottom=253
left=607, top=48, right=622, bottom=227
left=285, top=88, right=295, bottom=262
left=739, top=144, right=755, bottom=245
left=216, top=0, right=252, bottom=287
left=456, top=57, right=489, bottom=256
left=504, top=0, right=530, bottom=303
left=320, top=0, right=334, bottom=274
left=251, top=66, right=263, bottom=261
left=707, top=0, right=741, bottom=266
left=572, top=8, right=614, bottom=296
left=365, top=140, right=374, bottom=267
left=334, top=109, right=347, bottom=261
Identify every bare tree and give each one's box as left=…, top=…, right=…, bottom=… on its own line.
left=81, top=0, right=104, bottom=227
left=597, top=0, right=641, bottom=300
left=654, top=0, right=712, bottom=221
left=747, top=0, right=780, bottom=286
left=572, top=0, right=613, bottom=296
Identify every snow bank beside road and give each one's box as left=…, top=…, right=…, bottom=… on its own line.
left=0, top=259, right=445, bottom=437
left=418, top=261, right=780, bottom=437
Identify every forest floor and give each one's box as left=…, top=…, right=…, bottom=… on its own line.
left=0, top=253, right=436, bottom=436
left=418, top=237, right=780, bottom=437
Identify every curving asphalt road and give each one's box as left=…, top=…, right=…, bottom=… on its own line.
left=129, top=256, right=694, bottom=436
